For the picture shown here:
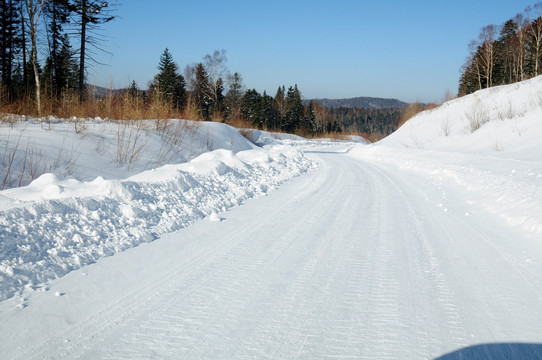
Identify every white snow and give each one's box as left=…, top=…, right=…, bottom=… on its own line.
left=348, top=75, right=542, bottom=238
left=0, top=119, right=315, bottom=302
left=1, top=76, right=542, bottom=359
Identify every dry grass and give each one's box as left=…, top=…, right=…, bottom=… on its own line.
left=466, top=99, right=490, bottom=132
left=227, top=116, right=257, bottom=130
left=0, top=86, right=186, bottom=122
left=1, top=125, right=80, bottom=190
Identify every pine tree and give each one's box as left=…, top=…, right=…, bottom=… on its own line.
left=44, top=0, right=71, bottom=96
left=274, top=85, right=286, bottom=129
left=240, top=89, right=262, bottom=127
left=213, top=77, right=224, bottom=117
left=194, top=63, right=212, bottom=120
left=303, top=100, right=317, bottom=134
left=69, top=0, right=116, bottom=98
left=225, top=72, right=245, bottom=122
left=150, top=48, right=186, bottom=110
left=128, top=80, right=139, bottom=98
left=260, top=91, right=280, bottom=130
left=0, top=0, right=22, bottom=92
left=494, top=19, right=519, bottom=85
left=284, top=84, right=303, bottom=133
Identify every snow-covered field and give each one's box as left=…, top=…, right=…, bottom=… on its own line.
left=1, top=76, right=542, bottom=359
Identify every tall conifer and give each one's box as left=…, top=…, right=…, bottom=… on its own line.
left=150, top=48, right=186, bottom=110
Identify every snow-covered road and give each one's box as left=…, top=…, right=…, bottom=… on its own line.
left=1, top=148, right=542, bottom=359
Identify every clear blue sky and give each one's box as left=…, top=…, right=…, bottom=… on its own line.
left=91, top=0, right=536, bottom=103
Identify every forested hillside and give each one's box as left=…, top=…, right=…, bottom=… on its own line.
left=459, top=2, right=542, bottom=95
left=327, top=107, right=404, bottom=137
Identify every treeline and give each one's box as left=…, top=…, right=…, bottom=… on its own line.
left=459, top=2, right=542, bottom=95
left=129, top=48, right=343, bottom=135
left=132, top=49, right=403, bottom=137
left=0, top=1, right=387, bottom=138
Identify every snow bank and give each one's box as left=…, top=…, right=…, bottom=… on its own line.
left=0, top=119, right=314, bottom=301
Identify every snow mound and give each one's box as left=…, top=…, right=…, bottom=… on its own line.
left=0, top=120, right=315, bottom=301
left=379, top=75, right=542, bottom=160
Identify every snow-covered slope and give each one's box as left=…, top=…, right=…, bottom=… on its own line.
left=380, top=76, right=542, bottom=160
left=349, top=76, right=542, bottom=238
left=0, top=118, right=257, bottom=189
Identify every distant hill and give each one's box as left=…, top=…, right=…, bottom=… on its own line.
left=87, top=85, right=126, bottom=97
left=305, top=97, right=409, bottom=109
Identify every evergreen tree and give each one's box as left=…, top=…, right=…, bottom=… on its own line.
left=150, top=48, right=186, bottom=110
left=225, top=72, right=245, bottom=122
left=0, top=0, right=22, bottom=92
left=213, top=76, right=224, bottom=117
left=494, top=19, right=519, bottom=85
left=240, top=89, right=262, bottom=127
left=194, top=62, right=212, bottom=120
left=303, top=100, right=317, bottom=134
left=283, top=84, right=303, bottom=133
left=69, top=0, right=116, bottom=97
left=43, top=33, right=79, bottom=94
left=459, top=42, right=485, bottom=96
left=128, top=79, right=139, bottom=98
left=274, top=85, right=286, bottom=129
left=44, top=0, right=71, bottom=96
left=260, top=91, right=280, bottom=130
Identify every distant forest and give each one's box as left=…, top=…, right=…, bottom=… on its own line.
left=305, top=97, right=408, bottom=109
left=327, top=107, right=404, bottom=137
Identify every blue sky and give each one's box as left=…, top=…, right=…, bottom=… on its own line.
left=91, top=0, right=536, bottom=103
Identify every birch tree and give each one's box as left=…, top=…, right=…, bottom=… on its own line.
left=24, top=0, right=45, bottom=115
left=526, top=3, right=542, bottom=77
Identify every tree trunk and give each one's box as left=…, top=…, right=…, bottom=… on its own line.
left=24, top=0, right=44, bottom=116
left=20, top=2, right=27, bottom=93
left=78, top=0, right=87, bottom=100
left=31, top=35, right=40, bottom=116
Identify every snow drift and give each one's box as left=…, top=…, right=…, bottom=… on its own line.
left=0, top=119, right=315, bottom=301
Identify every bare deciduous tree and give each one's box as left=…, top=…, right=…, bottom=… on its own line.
left=525, top=3, right=542, bottom=76
left=479, top=25, right=498, bottom=88
left=513, top=13, right=528, bottom=80
left=203, top=49, right=229, bottom=116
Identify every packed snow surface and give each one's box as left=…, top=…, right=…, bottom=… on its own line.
left=1, top=76, right=542, bottom=359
